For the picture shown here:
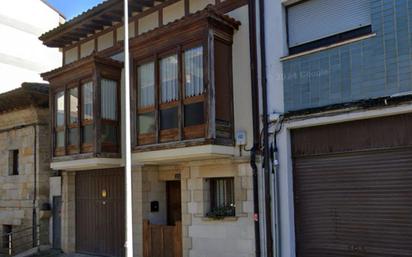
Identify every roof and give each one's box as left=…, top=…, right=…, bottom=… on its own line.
left=40, top=0, right=241, bottom=48
left=40, top=0, right=157, bottom=47
left=0, top=83, right=49, bottom=113
left=41, top=55, right=123, bottom=81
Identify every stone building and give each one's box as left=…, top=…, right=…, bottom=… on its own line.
left=0, top=83, right=51, bottom=255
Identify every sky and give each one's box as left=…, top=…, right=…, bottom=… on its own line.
left=46, top=0, right=105, bottom=20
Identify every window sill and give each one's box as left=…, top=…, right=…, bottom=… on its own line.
left=280, top=33, right=376, bottom=62
left=200, top=216, right=239, bottom=222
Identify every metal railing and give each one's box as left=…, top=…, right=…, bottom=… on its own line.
left=0, top=225, right=47, bottom=257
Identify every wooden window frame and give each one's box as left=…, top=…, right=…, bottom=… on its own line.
left=67, top=84, right=81, bottom=155
left=80, top=79, right=94, bottom=154
left=54, top=90, right=66, bottom=156
left=100, top=76, right=121, bottom=153
left=135, top=42, right=208, bottom=146
left=136, top=57, right=157, bottom=146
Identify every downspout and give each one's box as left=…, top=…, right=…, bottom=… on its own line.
left=32, top=124, right=38, bottom=248
left=258, top=0, right=274, bottom=256
left=248, top=0, right=261, bottom=256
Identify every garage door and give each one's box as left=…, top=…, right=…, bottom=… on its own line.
left=76, top=169, right=125, bottom=257
left=292, top=114, right=412, bottom=257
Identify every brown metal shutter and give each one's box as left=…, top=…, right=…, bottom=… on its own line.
left=292, top=114, right=412, bottom=257
left=76, top=169, right=125, bottom=257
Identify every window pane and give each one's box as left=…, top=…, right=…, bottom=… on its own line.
left=82, top=125, right=93, bottom=145
left=184, top=46, right=204, bottom=97
left=160, top=55, right=178, bottom=103
left=56, top=131, right=65, bottom=148
left=56, top=91, right=65, bottom=127
left=102, top=124, right=117, bottom=144
left=68, top=128, right=79, bottom=146
left=138, top=112, right=155, bottom=134
left=82, top=82, right=93, bottom=120
left=101, top=79, right=117, bottom=120
left=69, top=88, right=78, bottom=124
left=184, top=102, right=204, bottom=127
left=210, top=178, right=235, bottom=217
left=160, top=107, right=178, bottom=130
left=138, top=62, right=155, bottom=108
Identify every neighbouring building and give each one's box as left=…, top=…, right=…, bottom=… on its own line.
left=0, top=0, right=64, bottom=94
left=0, top=84, right=52, bottom=255
left=261, top=0, right=412, bottom=257
left=40, top=1, right=259, bottom=257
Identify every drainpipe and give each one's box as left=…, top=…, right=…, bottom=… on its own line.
left=258, top=0, right=274, bottom=255
left=248, top=0, right=261, bottom=256
left=32, top=124, right=38, bottom=248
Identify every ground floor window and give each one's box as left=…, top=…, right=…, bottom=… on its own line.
left=2, top=225, right=12, bottom=249
left=208, top=177, right=235, bottom=218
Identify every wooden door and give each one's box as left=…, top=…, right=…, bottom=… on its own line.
left=52, top=196, right=62, bottom=249
left=166, top=181, right=181, bottom=226
left=76, top=169, right=125, bottom=257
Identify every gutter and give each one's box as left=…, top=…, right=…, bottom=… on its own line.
left=32, top=125, right=38, bottom=247
left=258, top=0, right=274, bottom=255
left=247, top=0, right=261, bottom=256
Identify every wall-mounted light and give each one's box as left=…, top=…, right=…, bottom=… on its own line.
left=102, top=189, right=108, bottom=198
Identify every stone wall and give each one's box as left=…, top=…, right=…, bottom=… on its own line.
left=133, top=159, right=255, bottom=257
left=0, top=107, right=51, bottom=251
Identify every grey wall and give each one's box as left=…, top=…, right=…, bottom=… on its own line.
left=283, top=0, right=412, bottom=111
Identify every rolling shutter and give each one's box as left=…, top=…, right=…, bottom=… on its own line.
left=292, top=114, right=412, bottom=257
left=287, top=0, right=371, bottom=47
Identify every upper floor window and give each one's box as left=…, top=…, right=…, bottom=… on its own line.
left=8, top=150, right=19, bottom=176
left=287, top=0, right=371, bottom=54
left=109, top=8, right=239, bottom=150
left=43, top=56, right=122, bottom=159
left=136, top=45, right=207, bottom=146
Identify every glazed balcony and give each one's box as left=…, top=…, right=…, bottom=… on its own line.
left=131, top=7, right=240, bottom=153
left=43, top=56, right=123, bottom=162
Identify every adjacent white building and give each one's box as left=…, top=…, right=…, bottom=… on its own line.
left=0, top=0, right=64, bottom=93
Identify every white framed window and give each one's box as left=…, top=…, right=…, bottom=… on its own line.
left=287, top=0, right=371, bottom=48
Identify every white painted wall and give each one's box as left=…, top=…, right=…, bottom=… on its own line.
left=260, top=1, right=293, bottom=256
left=0, top=0, right=64, bottom=93
left=264, top=0, right=288, bottom=114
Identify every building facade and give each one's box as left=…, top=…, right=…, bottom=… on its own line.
left=40, top=1, right=258, bottom=257
left=0, top=84, right=52, bottom=255
left=263, top=0, right=412, bottom=257
left=0, top=0, right=64, bottom=94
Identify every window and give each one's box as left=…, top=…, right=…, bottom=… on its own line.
left=55, top=91, right=65, bottom=153
left=8, top=150, right=19, bottom=176
left=68, top=87, right=79, bottom=150
left=101, top=79, right=118, bottom=148
left=208, top=177, right=235, bottom=217
left=82, top=82, right=94, bottom=148
left=2, top=225, right=12, bottom=248
left=52, top=78, right=120, bottom=156
left=287, top=0, right=371, bottom=54
left=136, top=46, right=206, bottom=145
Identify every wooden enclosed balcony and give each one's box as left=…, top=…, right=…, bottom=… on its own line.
left=131, top=7, right=240, bottom=152
left=42, top=56, right=123, bottom=161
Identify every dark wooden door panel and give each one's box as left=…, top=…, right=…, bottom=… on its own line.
left=166, top=181, right=181, bottom=226
left=76, top=169, right=125, bottom=257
